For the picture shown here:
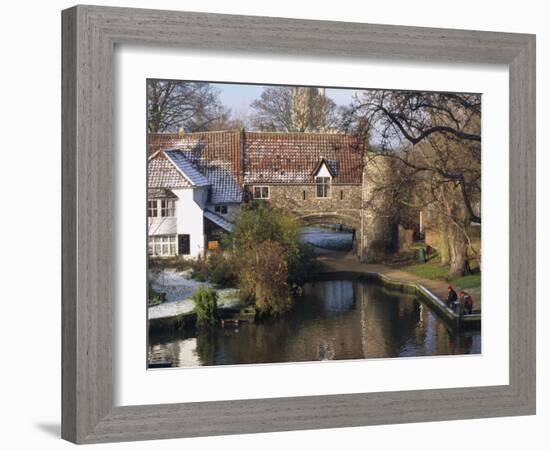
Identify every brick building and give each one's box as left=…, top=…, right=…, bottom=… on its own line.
left=147, top=129, right=393, bottom=261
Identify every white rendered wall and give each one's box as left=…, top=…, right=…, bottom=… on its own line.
left=173, top=187, right=207, bottom=257
left=148, top=216, right=177, bottom=235
left=207, top=203, right=241, bottom=222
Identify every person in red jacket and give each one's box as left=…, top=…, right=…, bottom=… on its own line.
left=459, top=290, right=474, bottom=315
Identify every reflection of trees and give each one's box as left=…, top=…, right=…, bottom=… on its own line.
left=195, top=330, right=216, bottom=365
left=150, top=281, right=481, bottom=366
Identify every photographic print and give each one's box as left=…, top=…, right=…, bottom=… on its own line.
left=146, top=80, right=481, bottom=368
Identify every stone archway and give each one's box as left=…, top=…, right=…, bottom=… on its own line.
left=297, top=212, right=362, bottom=257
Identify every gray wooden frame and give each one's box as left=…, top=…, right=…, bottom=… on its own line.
left=62, top=5, right=536, bottom=444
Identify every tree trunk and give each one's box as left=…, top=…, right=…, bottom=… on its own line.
left=448, top=226, right=468, bottom=278
left=439, top=228, right=450, bottom=266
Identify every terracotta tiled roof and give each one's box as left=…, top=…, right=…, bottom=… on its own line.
left=243, top=132, right=364, bottom=184
left=148, top=130, right=243, bottom=203
left=148, top=153, right=192, bottom=189
left=147, top=130, right=365, bottom=195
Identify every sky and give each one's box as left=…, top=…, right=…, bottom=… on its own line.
left=214, top=82, right=360, bottom=119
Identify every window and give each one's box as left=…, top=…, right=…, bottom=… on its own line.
left=340, top=190, right=344, bottom=200
left=148, top=235, right=177, bottom=256
left=253, top=186, right=269, bottom=199
left=147, top=198, right=176, bottom=218
left=214, top=205, right=228, bottom=214
left=303, top=190, right=306, bottom=200
left=147, top=200, right=158, bottom=217
left=316, top=177, right=331, bottom=198
left=160, top=199, right=175, bottom=217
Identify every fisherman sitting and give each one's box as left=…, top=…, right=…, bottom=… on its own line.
left=446, top=285, right=458, bottom=309
left=459, top=290, right=474, bottom=315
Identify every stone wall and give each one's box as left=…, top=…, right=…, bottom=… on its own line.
left=360, top=153, right=399, bottom=261
left=243, top=183, right=363, bottom=228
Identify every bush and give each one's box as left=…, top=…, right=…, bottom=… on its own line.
left=192, top=287, right=218, bottom=328
left=237, top=240, right=292, bottom=316
left=287, top=242, right=322, bottom=286
left=226, top=202, right=320, bottom=315
left=176, top=252, right=237, bottom=287
left=148, top=288, right=165, bottom=307
left=206, top=252, right=237, bottom=287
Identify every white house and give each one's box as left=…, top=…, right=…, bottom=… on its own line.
left=148, top=148, right=240, bottom=258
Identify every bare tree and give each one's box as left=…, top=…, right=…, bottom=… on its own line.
left=344, top=90, right=481, bottom=277
left=343, top=90, right=480, bottom=222
left=250, top=86, right=339, bottom=132
left=147, top=80, right=230, bottom=133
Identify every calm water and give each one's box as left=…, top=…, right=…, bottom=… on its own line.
left=148, top=280, right=481, bottom=367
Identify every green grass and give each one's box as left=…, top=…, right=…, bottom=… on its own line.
left=452, top=273, right=481, bottom=289
left=398, top=254, right=481, bottom=289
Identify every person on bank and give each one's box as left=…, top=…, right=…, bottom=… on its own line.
left=447, top=285, right=458, bottom=309
left=459, top=290, right=474, bottom=315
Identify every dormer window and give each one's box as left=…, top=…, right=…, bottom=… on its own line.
left=312, top=158, right=334, bottom=198
left=316, top=177, right=331, bottom=198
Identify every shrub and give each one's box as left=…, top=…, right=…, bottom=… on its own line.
left=192, top=287, right=218, bottom=328
left=237, top=240, right=292, bottom=316
left=206, top=252, right=237, bottom=287
left=287, top=242, right=322, bottom=286
left=148, top=288, right=165, bottom=307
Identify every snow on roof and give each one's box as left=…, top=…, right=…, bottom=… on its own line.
left=204, top=209, right=234, bottom=232
left=148, top=130, right=364, bottom=197
left=148, top=154, right=193, bottom=189
left=164, top=150, right=210, bottom=187
left=243, top=132, right=364, bottom=184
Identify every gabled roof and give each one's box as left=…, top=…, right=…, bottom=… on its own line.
left=147, top=130, right=365, bottom=193
left=242, top=132, right=364, bottom=184
left=164, top=150, right=210, bottom=187
left=149, top=130, right=243, bottom=203
left=148, top=153, right=193, bottom=189
left=204, top=209, right=234, bottom=232
left=311, top=157, right=336, bottom=178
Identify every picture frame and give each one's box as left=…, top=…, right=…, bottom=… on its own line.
left=61, top=4, right=536, bottom=444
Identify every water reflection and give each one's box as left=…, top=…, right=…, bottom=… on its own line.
left=148, top=280, right=481, bottom=367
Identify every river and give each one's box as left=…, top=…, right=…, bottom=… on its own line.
left=148, top=279, right=481, bottom=367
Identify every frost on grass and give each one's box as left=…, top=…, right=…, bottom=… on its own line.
left=148, top=268, right=240, bottom=319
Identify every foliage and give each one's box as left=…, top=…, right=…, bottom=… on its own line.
left=176, top=252, right=237, bottom=287
left=147, top=287, right=165, bottom=307
left=206, top=251, right=238, bottom=288
left=237, top=240, right=292, bottom=316
left=229, top=202, right=319, bottom=315
left=287, top=242, right=322, bottom=286
left=341, top=90, right=481, bottom=277
left=192, top=287, right=218, bottom=328
left=231, top=201, right=300, bottom=252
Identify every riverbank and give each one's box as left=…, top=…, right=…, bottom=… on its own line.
left=315, top=248, right=482, bottom=312
left=148, top=248, right=481, bottom=332
left=148, top=268, right=241, bottom=330
left=314, top=249, right=481, bottom=330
